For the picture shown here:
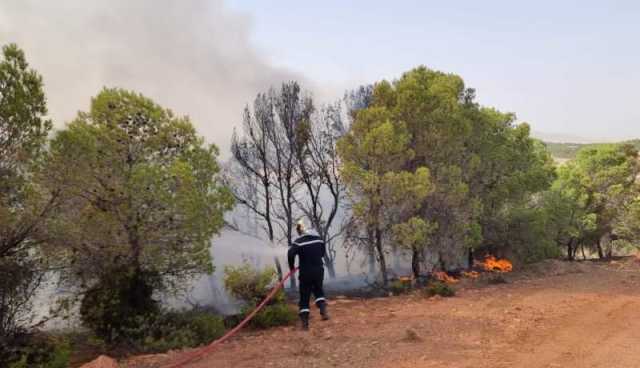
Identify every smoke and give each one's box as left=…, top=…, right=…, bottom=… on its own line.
left=0, top=0, right=303, bottom=156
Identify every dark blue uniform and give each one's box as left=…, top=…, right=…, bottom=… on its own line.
left=288, top=230, right=327, bottom=315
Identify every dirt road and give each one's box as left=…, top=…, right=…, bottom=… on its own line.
left=130, top=259, right=640, bottom=368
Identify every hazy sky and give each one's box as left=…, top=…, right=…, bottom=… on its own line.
left=227, top=0, right=640, bottom=142
left=1, top=1, right=639, bottom=155
left=0, top=0, right=301, bottom=157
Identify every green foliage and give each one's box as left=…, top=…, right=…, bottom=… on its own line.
left=135, top=310, right=225, bottom=352
left=0, top=43, right=51, bottom=171
left=42, top=88, right=234, bottom=338
left=244, top=303, right=297, bottom=329
left=393, top=216, right=438, bottom=279
left=425, top=282, right=456, bottom=298
left=543, top=143, right=640, bottom=259
left=223, top=263, right=280, bottom=304
left=0, top=43, right=56, bottom=359
left=338, top=100, right=434, bottom=283
left=393, top=217, right=437, bottom=253
left=79, top=269, right=160, bottom=343
left=223, top=263, right=295, bottom=329
left=76, top=308, right=225, bottom=353
left=615, top=197, right=640, bottom=246
left=545, top=140, right=640, bottom=160
left=5, top=335, right=70, bottom=368
left=340, top=66, right=556, bottom=271
left=388, top=279, right=413, bottom=295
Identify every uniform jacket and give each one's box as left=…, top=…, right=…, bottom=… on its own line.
left=288, top=230, right=326, bottom=272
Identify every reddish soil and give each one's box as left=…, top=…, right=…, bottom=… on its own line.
left=124, top=258, right=640, bottom=368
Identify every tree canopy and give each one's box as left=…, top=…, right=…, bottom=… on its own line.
left=46, top=88, right=234, bottom=289
left=546, top=144, right=639, bottom=259
left=340, top=66, right=556, bottom=275
left=0, top=44, right=54, bottom=354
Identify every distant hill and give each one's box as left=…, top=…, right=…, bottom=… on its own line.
left=532, top=131, right=611, bottom=144
left=543, top=139, right=640, bottom=160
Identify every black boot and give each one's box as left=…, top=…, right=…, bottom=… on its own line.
left=318, top=301, right=330, bottom=321
left=299, top=312, right=310, bottom=331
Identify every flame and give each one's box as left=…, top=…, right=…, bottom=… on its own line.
left=462, top=271, right=480, bottom=279
left=483, top=255, right=513, bottom=273
left=434, top=271, right=459, bottom=284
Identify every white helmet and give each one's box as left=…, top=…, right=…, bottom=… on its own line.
left=296, top=219, right=306, bottom=233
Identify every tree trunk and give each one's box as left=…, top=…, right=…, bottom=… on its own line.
left=596, top=240, right=604, bottom=259
left=323, top=255, right=337, bottom=279
left=375, top=228, right=388, bottom=286
left=438, top=251, right=447, bottom=271
left=263, top=179, right=275, bottom=242
left=567, top=239, right=575, bottom=261
left=274, top=257, right=283, bottom=282
left=581, top=244, right=587, bottom=260
left=604, top=233, right=613, bottom=259
left=411, top=247, right=421, bottom=280
left=322, top=236, right=337, bottom=279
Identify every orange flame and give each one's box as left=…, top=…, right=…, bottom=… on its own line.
left=462, top=271, right=480, bottom=279
left=434, top=271, right=459, bottom=284
left=483, top=255, right=513, bottom=273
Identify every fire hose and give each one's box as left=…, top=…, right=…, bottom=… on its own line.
left=163, top=267, right=299, bottom=368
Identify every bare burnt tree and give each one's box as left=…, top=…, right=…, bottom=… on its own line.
left=230, top=82, right=353, bottom=280
left=230, top=82, right=313, bottom=287
left=230, top=95, right=277, bottom=242
left=294, top=103, right=347, bottom=278
left=269, top=82, right=312, bottom=247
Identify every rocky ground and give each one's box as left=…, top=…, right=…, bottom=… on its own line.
left=114, top=257, right=640, bottom=368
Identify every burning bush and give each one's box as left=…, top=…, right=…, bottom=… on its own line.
left=462, top=271, right=480, bottom=279
left=482, top=256, right=513, bottom=273
left=433, top=271, right=459, bottom=284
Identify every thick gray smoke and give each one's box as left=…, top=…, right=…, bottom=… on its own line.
left=0, top=0, right=302, bottom=156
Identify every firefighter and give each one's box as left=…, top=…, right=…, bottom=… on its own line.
left=288, top=219, right=330, bottom=330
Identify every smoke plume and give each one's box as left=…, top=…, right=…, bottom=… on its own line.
left=0, top=0, right=302, bottom=156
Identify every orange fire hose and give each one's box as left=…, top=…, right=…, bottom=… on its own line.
left=163, top=267, right=299, bottom=368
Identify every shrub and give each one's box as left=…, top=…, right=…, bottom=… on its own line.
left=129, top=310, right=225, bottom=353
left=79, top=267, right=227, bottom=352
left=425, top=282, right=456, bottom=298
left=246, top=303, right=297, bottom=329
left=223, top=263, right=279, bottom=304
left=224, top=263, right=295, bottom=329
left=388, top=279, right=412, bottom=295
left=79, top=268, right=161, bottom=344
left=5, top=334, right=70, bottom=368
left=0, top=255, right=47, bottom=363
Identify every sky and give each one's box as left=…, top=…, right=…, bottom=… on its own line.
left=1, top=1, right=639, bottom=156
left=227, top=0, right=640, bottom=142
